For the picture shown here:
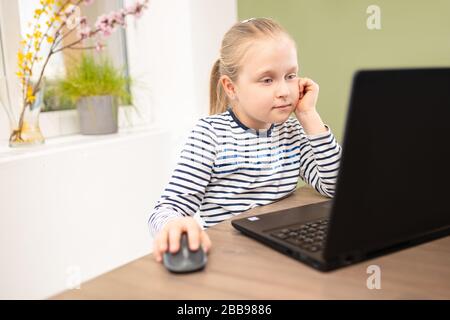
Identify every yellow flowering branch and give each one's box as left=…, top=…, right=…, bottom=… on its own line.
left=15, top=0, right=78, bottom=138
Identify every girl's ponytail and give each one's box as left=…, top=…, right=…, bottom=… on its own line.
left=209, top=59, right=228, bottom=115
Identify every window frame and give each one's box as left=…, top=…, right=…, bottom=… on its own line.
left=0, top=0, right=144, bottom=142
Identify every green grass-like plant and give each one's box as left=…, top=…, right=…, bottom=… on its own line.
left=58, top=54, right=132, bottom=104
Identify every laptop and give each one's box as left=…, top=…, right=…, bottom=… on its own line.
left=231, top=68, right=450, bottom=272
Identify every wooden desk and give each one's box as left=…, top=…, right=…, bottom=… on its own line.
left=52, top=186, right=450, bottom=299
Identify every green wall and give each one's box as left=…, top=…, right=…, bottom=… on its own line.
left=238, top=0, right=450, bottom=144
left=238, top=0, right=450, bottom=187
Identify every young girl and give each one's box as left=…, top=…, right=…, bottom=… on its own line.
left=149, top=17, right=342, bottom=262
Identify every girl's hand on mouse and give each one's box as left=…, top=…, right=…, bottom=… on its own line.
left=295, top=77, right=320, bottom=116
left=153, top=216, right=212, bottom=263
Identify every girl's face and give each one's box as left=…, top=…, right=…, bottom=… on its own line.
left=225, top=35, right=300, bottom=129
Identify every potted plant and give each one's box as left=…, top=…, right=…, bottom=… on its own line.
left=58, top=54, right=131, bottom=135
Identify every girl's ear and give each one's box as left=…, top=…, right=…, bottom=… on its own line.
left=220, top=75, right=237, bottom=100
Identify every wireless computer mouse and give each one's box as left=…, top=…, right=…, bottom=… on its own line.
left=163, top=233, right=207, bottom=273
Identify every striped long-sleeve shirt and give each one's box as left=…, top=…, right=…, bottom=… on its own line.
left=148, top=107, right=342, bottom=236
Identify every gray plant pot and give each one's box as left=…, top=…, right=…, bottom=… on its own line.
left=77, top=95, right=118, bottom=135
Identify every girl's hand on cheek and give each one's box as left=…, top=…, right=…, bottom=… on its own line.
left=295, top=77, right=320, bottom=115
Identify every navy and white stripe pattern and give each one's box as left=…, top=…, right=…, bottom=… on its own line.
left=148, top=107, right=341, bottom=236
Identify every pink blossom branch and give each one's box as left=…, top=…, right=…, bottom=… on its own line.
left=52, top=29, right=100, bottom=54
left=28, top=0, right=150, bottom=105
left=64, top=45, right=98, bottom=50
left=53, top=24, right=77, bottom=47
left=52, top=1, right=150, bottom=54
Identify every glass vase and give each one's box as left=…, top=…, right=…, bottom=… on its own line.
left=8, top=82, right=45, bottom=148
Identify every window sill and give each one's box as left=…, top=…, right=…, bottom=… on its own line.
left=37, top=105, right=145, bottom=138
left=0, top=125, right=168, bottom=164
left=0, top=103, right=155, bottom=163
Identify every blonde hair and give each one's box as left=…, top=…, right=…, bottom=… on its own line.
left=209, top=17, right=294, bottom=115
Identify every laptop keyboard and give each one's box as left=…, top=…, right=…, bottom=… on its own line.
left=269, top=219, right=329, bottom=253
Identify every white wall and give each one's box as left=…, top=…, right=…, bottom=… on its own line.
left=190, top=0, right=238, bottom=119
left=0, top=0, right=237, bottom=299
left=126, top=0, right=237, bottom=168
left=0, top=128, right=172, bottom=299
left=0, top=0, right=21, bottom=143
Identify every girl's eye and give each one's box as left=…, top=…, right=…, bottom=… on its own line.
left=260, top=74, right=297, bottom=83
